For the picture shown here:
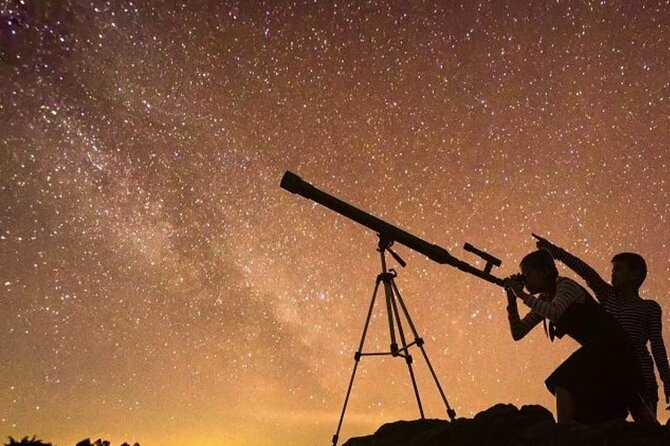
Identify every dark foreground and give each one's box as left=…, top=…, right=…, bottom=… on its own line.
left=343, top=403, right=670, bottom=446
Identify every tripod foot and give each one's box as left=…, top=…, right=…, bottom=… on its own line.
left=331, top=433, right=338, bottom=446
left=447, top=408, right=457, bottom=421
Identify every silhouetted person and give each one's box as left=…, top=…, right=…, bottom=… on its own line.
left=533, top=234, right=670, bottom=417
left=503, top=250, right=655, bottom=424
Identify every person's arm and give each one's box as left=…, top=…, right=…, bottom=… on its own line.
left=533, top=234, right=613, bottom=303
left=648, top=301, right=670, bottom=403
left=506, top=288, right=543, bottom=341
left=514, top=279, right=584, bottom=322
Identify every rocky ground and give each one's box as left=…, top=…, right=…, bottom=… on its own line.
left=342, top=403, right=670, bottom=446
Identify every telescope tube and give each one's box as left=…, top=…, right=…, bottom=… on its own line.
left=280, top=171, right=505, bottom=287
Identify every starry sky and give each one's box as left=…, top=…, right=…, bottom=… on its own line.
left=1, top=1, right=669, bottom=445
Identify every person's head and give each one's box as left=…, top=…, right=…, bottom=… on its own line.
left=520, top=250, right=559, bottom=294
left=611, top=252, right=647, bottom=292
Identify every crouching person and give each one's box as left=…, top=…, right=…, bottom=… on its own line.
left=503, top=250, right=655, bottom=425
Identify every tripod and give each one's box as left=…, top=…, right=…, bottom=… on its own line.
left=331, top=236, right=456, bottom=446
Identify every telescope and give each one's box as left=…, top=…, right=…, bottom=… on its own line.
left=280, top=171, right=504, bottom=286
left=280, top=170, right=506, bottom=446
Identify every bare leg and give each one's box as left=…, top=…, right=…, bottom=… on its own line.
left=555, top=386, right=576, bottom=423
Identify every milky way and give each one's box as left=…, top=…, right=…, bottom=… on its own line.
left=1, top=1, right=669, bottom=445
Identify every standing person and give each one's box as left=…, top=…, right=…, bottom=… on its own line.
left=533, top=233, right=670, bottom=416
left=503, top=250, right=654, bottom=424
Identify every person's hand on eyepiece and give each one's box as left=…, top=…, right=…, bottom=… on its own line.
left=503, top=274, right=525, bottom=297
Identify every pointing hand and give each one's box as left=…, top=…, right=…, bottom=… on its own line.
left=532, top=233, right=554, bottom=252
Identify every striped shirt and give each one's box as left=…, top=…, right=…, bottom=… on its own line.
left=547, top=245, right=670, bottom=397
left=507, top=276, right=586, bottom=341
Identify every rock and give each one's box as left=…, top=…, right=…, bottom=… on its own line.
left=341, top=403, right=670, bottom=446
left=373, top=419, right=446, bottom=446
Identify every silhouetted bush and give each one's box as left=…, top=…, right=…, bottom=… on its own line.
left=5, top=436, right=139, bottom=446
left=5, top=437, right=52, bottom=446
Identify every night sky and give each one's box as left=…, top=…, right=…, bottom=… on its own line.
left=1, top=1, right=669, bottom=445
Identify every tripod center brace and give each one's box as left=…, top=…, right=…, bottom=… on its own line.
left=332, top=235, right=501, bottom=446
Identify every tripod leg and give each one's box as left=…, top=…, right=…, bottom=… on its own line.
left=383, top=280, right=398, bottom=354
left=390, top=280, right=457, bottom=420
left=389, top=288, right=425, bottom=418
left=332, top=277, right=382, bottom=446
